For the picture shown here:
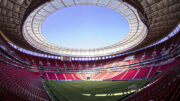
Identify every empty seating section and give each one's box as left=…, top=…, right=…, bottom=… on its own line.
left=48, top=59, right=56, bottom=67
left=72, top=74, right=80, bottom=80
left=91, top=73, right=100, bottom=79
left=41, top=72, right=49, bottom=79
left=113, top=56, right=125, bottom=66
left=165, top=42, right=173, bottom=53
left=1, top=48, right=178, bottom=81
left=75, top=73, right=83, bottom=79
left=93, top=72, right=106, bottom=79
left=144, top=48, right=153, bottom=60
left=80, top=74, right=87, bottom=80
left=133, top=52, right=143, bottom=63
left=122, top=69, right=138, bottom=80
left=64, top=73, right=74, bottom=80
left=56, top=73, right=65, bottom=80
left=47, top=73, right=57, bottom=80
left=134, top=67, right=151, bottom=79
left=103, top=72, right=117, bottom=80
left=99, top=60, right=109, bottom=68
left=31, top=56, right=39, bottom=66
left=112, top=71, right=126, bottom=80
left=0, top=19, right=179, bottom=100
left=63, top=61, right=72, bottom=68
left=123, top=60, right=131, bottom=65
left=158, top=62, right=175, bottom=71
left=0, top=62, right=51, bottom=101
left=94, top=61, right=103, bottom=67
left=40, top=58, right=48, bottom=67
left=43, top=72, right=81, bottom=80
left=88, top=61, right=94, bottom=68
left=56, top=59, right=64, bottom=68
left=156, top=44, right=164, bottom=57
left=148, top=66, right=159, bottom=78
left=16, top=41, right=177, bottom=70
left=0, top=84, right=27, bottom=101
left=25, top=55, right=34, bottom=65
left=105, top=58, right=117, bottom=67
left=82, top=62, right=89, bottom=69
left=126, top=65, right=180, bottom=101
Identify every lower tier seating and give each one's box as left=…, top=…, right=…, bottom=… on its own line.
left=0, top=62, right=51, bottom=101
left=124, top=64, right=180, bottom=101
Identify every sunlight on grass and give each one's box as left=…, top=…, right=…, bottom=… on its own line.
left=45, top=80, right=148, bottom=101
left=82, top=90, right=136, bottom=96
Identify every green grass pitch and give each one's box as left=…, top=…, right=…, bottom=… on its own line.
left=45, top=80, right=148, bottom=101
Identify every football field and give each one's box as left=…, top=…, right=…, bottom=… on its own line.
left=45, top=80, right=148, bottom=101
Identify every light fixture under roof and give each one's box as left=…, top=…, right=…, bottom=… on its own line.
left=23, top=0, right=147, bottom=57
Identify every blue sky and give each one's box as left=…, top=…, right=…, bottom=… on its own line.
left=42, top=5, right=129, bottom=49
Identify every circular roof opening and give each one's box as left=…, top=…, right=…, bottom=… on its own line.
left=23, top=0, right=147, bottom=57
left=42, top=5, right=129, bottom=49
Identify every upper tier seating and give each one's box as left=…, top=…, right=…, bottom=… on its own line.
left=15, top=35, right=179, bottom=71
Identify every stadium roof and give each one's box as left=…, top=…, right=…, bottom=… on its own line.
left=22, top=0, right=147, bottom=57
left=0, top=0, right=179, bottom=57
